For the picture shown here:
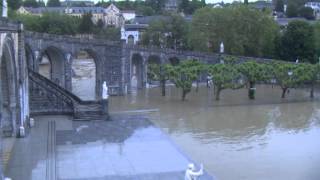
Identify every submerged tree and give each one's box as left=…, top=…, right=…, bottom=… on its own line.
left=147, top=63, right=171, bottom=96
left=238, top=61, right=268, bottom=99
left=207, top=63, right=242, bottom=100
left=167, top=60, right=203, bottom=100
left=271, top=62, right=314, bottom=98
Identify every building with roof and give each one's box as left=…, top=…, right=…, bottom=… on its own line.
left=121, top=24, right=148, bottom=45
left=17, top=4, right=136, bottom=28
left=305, top=2, right=320, bottom=19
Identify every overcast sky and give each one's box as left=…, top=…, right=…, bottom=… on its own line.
left=42, top=0, right=259, bottom=5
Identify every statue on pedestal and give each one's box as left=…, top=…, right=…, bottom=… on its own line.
left=220, top=42, right=224, bottom=54
left=184, top=163, right=203, bottom=180
left=2, top=0, right=8, bottom=18
left=102, top=81, right=109, bottom=99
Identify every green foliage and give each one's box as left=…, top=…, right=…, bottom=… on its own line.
left=7, top=0, right=22, bottom=10
left=167, top=60, right=203, bottom=100
left=286, top=1, right=299, bottom=17
left=190, top=6, right=279, bottom=58
left=12, top=12, right=80, bottom=35
left=136, top=6, right=155, bottom=16
left=315, top=22, right=320, bottom=60
left=238, top=61, right=268, bottom=83
left=277, top=20, right=316, bottom=63
left=179, top=0, right=206, bottom=14
left=141, top=13, right=189, bottom=50
left=47, top=0, right=61, bottom=7
left=78, top=13, right=94, bottom=34
left=145, top=0, right=166, bottom=13
left=93, top=27, right=120, bottom=41
left=23, top=0, right=40, bottom=8
left=275, top=0, right=284, bottom=12
left=271, top=62, right=317, bottom=97
left=299, top=7, right=315, bottom=20
left=207, top=63, right=242, bottom=100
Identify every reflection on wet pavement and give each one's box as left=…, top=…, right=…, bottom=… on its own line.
left=109, top=85, right=320, bottom=180
left=5, top=115, right=213, bottom=180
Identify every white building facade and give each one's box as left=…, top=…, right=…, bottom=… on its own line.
left=305, top=2, right=320, bottom=19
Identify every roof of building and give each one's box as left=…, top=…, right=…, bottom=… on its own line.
left=124, top=24, right=149, bottom=31
left=24, top=6, right=105, bottom=14
left=21, top=4, right=136, bottom=15
left=132, top=15, right=171, bottom=24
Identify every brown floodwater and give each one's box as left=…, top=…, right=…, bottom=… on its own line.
left=109, top=85, right=320, bottom=180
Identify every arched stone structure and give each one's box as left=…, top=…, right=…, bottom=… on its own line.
left=131, top=53, right=144, bottom=89
left=25, top=32, right=123, bottom=97
left=41, top=46, right=67, bottom=88
left=25, top=31, right=274, bottom=96
left=0, top=36, right=18, bottom=136
left=71, top=49, right=102, bottom=100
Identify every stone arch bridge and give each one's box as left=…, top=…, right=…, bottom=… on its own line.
left=0, top=18, right=272, bottom=137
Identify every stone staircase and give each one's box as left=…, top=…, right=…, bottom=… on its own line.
left=29, top=70, right=108, bottom=121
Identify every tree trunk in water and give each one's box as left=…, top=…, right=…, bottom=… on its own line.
left=281, top=88, right=287, bottom=98
left=215, top=88, right=221, bottom=101
left=182, top=90, right=187, bottom=101
left=161, top=79, right=166, bottom=96
left=310, top=83, right=314, bottom=98
left=196, top=80, right=199, bottom=92
left=248, top=81, right=255, bottom=100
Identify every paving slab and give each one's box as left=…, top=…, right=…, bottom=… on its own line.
left=4, top=115, right=213, bottom=180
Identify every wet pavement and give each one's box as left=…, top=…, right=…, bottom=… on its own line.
left=5, top=115, right=213, bottom=180
left=109, top=85, right=320, bottom=180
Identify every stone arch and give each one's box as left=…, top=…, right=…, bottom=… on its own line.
left=71, top=49, right=102, bottom=100
left=0, top=35, right=18, bottom=136
left=146, top=55, right=161, bottom=85
left=128, top=35, right=134, bottom=45
left=131, top=53, right=144, bottom=89
left=25, top=43, right=35, bottom=70
left=41, top=46, right=66, bottom=88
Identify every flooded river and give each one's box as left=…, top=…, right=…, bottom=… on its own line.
left=109, top=86, right=320, bottom=180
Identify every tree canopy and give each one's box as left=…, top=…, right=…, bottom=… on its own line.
left=189, top=6, right=279, bottom=58
left=277, top=20, right=316, bottom=63
left=47, top=0, right=61, bottom=7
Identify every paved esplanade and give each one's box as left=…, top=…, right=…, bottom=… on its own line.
left=5, top=115, right=213, bottom=180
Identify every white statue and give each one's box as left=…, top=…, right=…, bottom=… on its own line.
left=184, top=163, right=203, bottom=180
left=133, top=65, right=136, bottom=75
left=102, top=81, right=109, bottom=99
left=2, top=0, right=8, bottom=18
left=220, top=42, right=224, bottom=54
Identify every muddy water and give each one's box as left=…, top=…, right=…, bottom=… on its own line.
left=72, top=59, right=96, bottom=100
left=109, top=85, right=320, bottom=180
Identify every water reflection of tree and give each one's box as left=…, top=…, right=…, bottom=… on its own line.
left=163, top=102, right=319, bottom=141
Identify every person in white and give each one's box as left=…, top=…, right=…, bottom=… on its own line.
left=185, top=163, right=203, bottom=180
left=102, top=81, right=109, bottom=99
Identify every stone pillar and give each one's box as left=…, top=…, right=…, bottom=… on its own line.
left=143, top=58, right=147, bottom=88
left=64, top=53, right=72, bottom=91
left=101, top=99, right=109, bottom=120
left=120, top=40, right=128, bottom=95
left=33, top=50, right=41, bottom=72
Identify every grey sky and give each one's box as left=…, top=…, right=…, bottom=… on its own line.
left=42, top=0, right=259, bottom=5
